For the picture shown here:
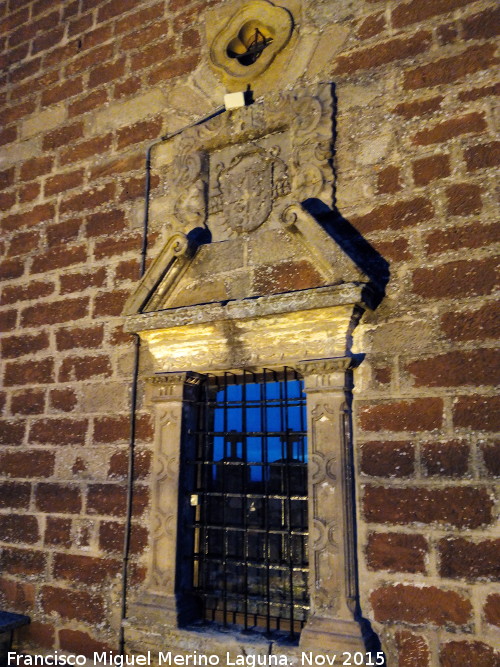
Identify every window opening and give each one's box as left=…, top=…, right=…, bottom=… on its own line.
left=186, top=367, right=309, bottom=639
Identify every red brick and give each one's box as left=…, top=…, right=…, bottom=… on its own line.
left=366, top=532, right=427, bottom=573
left=31, top=245, right=87, bottom=274
left=59, top=629, right=112, bottom=659
left=89, top=56, right=126, bottom=88
left=36, top=483, right=82, bottom=514
left=120, top=19, right=170, bottom=51
left=406, top=349, right=499, bottom=387
left=376, top=165, right=401, bottom=194
left=440, top=641, right=499, bottom=667
left=422, top=441, right=469, bottom=477
left=2, top=203, right=55, bottom=232
left=0, top=481, right=30, bottom=509
left=86, top=209, right=126, bottom=237
left=87, top=483, right=127, bottom=516
left=439, top=537, right=500, bottom=580
left=18, top=621, right=55, bottom=650
left=333, top=30, right=431, bottom=74
left=360, top=441, right=414, bottom=477
left=363, top=485, right=494, bottom=528
left=32, top=26, right=65, bottom=55
left=93, top=289, right=129, bottom=317
left=351, top=197, right=434, bottom=234
left=0, top=257, right=24, bottom=280
left=46, top=219, right=81, bottom=247
left=437, top=22, right=458, bottom=46
left=108, top=449, right=151, bottom=480
left=53, top=553, right=121, bottom=584
left=60, top=183, right=115, bottom=214
left=33, top=0, right=61, bottom=17
left=0, top=309, right=18, bottom=333
left=0, top=577, right=35, bottom=614
left=484, top=594, right=500, bottom=628
left=465, top=141, right=500, bottom=172
left=113, top=76, right=142, bottom=100
left=412, top=257, right=499, bottom=299
left=68, top=89, right=109, bottom=117
left=49, top=388, right=78, bottom=413
left=109, top=325, right=134, bottom=347
left=30, top=418, right=87, bottom=445
left=0, top=419, right=25, bottom=445
left=56, top=325, right=104, bottom=351
left=426, top=222, right=499, bottom=255
left=41, top=585, right=104, bottom=622
left=20, top=156, right=53, bottom=181
left=0, top=125, right=17, bottom=146
left=99, top=520, right=148, bottom=555
left=97, top=0, right=137, bottom=22
left=19, top=181, right=41, bottom=203
left=60, top=134, right=112, bottom=165
left=41, top=77, right=83, bottom=107
left=0, top=450, right=54, bottom=478
left=147, top=53, right=210, bottom=85
left=130, top=38, right=175, bottom=71
left=392, top=0, right=475, bottom=28
left=394, top=631, right=430, bottom=667
left=480, top=442, right=500, bottom=477
left=413, top=111, right=486, bottom=146
left=0, top=547, right=45, bottom=575
left=114, top=2, right=164, bottom=35
left=8, top=230, right=40, bottom=257
left=0, top=98, right=36, bottom=124
left=462, top=6, right=500, bottom=41
left=453, top=395, right=500, bottom=431
left=63, top=1, right=80, bottom=19
left=88, top=483, right=148, bottom=517
left=441, top=304, right=500, bottom=342
left=0, top=192, right=16, bottom=212
left=65, top=44, right=114, bottom=77
left=412, top=153, right=450, bottom=186
left=0, top=6, right=30, bottom=34
left=60, top=267, right=107, bottom=293
left=22, top=297, right=89, bottom=327
left=117, top=117, right=163, bottom=149
left=459, top=82, right=500, bottom=102
left=4, top=358, right=54, bottom=386
left=0, top=515, right=39, bottom=543
left=0, top=44, right=30, bottom=73
left=93, top=415, right=129, bottom=443
left=68, top=13, right=93, bottom=37
left=45, top=170, right=85, bottom=196
left=115, top=259, right=140, bottom=281
left=11, top=389, right=46, bottom=415
left=59, top=355, right=112, bottom=381
left=0, top=166, right=15, bottom=189
left=181, top=28, right=201, bottom=50
left=371, top=584, right=471, bottom=625
left=446, top=182, right=482, bottom=216
left=1, top=331, right=50, bottom=358
left=404, top=44, right=498, bottom=90
left=90, top=153, right=143, bottom=180
left=94, top=232, right=142, bottom=259
left=359, top=397, right=443, bottom=432
left=44, top=517, right=72, bottom=547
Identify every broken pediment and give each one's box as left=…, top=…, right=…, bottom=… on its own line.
left=123, top=84, right=371, bottom=323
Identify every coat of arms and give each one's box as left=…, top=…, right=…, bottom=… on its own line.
left=210, top=147, right=290, bottom=236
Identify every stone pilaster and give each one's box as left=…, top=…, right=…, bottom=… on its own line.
left=130, top=372, right=202, bottom=626
left=297, top=357, right=366, bottom=652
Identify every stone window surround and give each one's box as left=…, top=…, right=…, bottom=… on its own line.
left=125, top=289, right=371, bottom=657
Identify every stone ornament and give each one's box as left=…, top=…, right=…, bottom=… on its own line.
left=208, top=0, right=293, bottom=86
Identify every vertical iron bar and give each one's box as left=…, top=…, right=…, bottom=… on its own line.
left=222, top=373, right=228, bottom=627
left=242, top=369, right=249, bottom=631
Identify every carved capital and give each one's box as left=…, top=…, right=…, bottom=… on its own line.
left=147, top=372, right=203, bottom=402
left=298, top=357, right=357, bottom=393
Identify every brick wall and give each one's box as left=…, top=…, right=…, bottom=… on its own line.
left=0, top=0, right=498, bottom=663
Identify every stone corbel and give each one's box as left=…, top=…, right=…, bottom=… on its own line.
left=130, top=372, right=202, bottom=626
left=297, top=357, right=366, bottom=652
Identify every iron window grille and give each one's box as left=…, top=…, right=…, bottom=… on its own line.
left=185, top=367, right=309, bottom=639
